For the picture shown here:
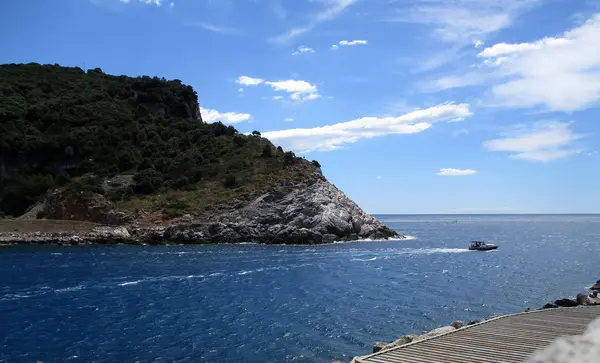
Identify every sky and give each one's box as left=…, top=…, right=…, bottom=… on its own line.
left=1, top=0, right=600, bottom=214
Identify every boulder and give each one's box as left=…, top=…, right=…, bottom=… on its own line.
left=451, top=321, right=466, bottom=329
left=577, top=293, right=591, bottom=306
left=591, top=280, right=600, bottom=290
left=555, top=298, right=579, bottom=307
left=372, top=342, right=388, bottom=353
left=542, top=303, right=558, bottom=309
left=467, top=319, right=483, bottom=325
left=413, top=326, right=456, bottom=342
left=391, top=335, right=415, bottom=346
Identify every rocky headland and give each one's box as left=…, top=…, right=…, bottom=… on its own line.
left=0, top=63, right=400, bottom=245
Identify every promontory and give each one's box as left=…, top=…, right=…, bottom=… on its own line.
left=0, top=63, right=400, bottom=245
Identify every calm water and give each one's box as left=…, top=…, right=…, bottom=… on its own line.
left=1, top=215, right=600, bottom=363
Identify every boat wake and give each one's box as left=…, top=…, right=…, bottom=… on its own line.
left=350, top=247, right=471, bottom=262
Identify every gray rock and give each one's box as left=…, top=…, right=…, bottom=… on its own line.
left=391, top=335, right=415, bottom=346
left=451, top=321, right=466, bottom=329
left=413, top=326, right=456, bottom=342
left=577, top=293, right=591, bottom=306
left=372, top=342, right=387, bottom=353
left=158, top=179, right=401, bottom=244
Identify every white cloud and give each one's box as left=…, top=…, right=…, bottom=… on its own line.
left=272, top=96, right=283, bottom=100
left=271, top=0, right=358, bottom=43
left=238, top=88, right=244, bottom=93
left=331, top=39, right=368, bottom=49
left=200, top=107, right=252, bottom=124
left=473, top=39, right=484, bottom=48
left=437, top=168, right=477, bottom=176
left=266, top=79, right=316, bottom=93
left=169, top=1, right=174, bottom=7
left=262, top=103, right=472, bottom=153
left=284, top=117, right=294, bottom=122
left=483, top=121, right=585, bottom=162
left=434, top=13, right=600, bottom=111
left=193, top=22, right=237, bottom=35
left=236, top=76, right=265, bottom=86
left=292, top=46, right=315, bottom=55
left=239, top=77, right=320, bottom=102
left=388, top=0, right=539, bottom=43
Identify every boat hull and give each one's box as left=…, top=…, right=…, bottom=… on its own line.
left=468, top=245, right=498, bottom=251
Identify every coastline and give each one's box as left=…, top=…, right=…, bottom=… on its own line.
left=369, top=281, right=600, bottom=354
left=0, top=222, right=405, bottom=246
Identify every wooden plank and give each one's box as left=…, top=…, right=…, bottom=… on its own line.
left=357, top=306, right=600, bottom=363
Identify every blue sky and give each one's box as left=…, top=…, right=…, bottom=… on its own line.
left=2, top=0, right=600, bottom=214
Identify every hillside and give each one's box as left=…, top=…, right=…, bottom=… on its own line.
left=0, top=63, right=321, bottom=219
left=0, top=63, right=399, bottom=244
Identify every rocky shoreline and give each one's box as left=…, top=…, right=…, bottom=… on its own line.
left=371, top=280, right=600, bottom=354
left=0, top=180, right=402, bottom=245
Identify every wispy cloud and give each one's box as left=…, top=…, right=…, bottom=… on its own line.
left=237, top=76, right=320, bottom=102
left=331, top=39, right=368, bottom=49
left=388, top=0, right=540, bottom=44
left=451, top=207, right=515, bottom=213
left=483, top=121, right=586, bottom=162
left=270, top=0, right=287, bottom=19
left=452, top=128, right=469, bottom=137
left=270, top=0, right=359, bottom=43
left=429, top=13, right=600, bottom=112
left=262, top=103, right=472, bottom=153
left=119, top=0, right=166, bottom=6
left=192, top=22, right=238, bottom=35
left=437, top=168, right=477, bottom=176
left=292, top=46, right=315, bottom=55
left=200, top=107, right=251, bottom=124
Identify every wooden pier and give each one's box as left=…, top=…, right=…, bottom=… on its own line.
left=353, top=306, right=600, bottom=363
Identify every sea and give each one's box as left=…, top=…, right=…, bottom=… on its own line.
left=1, top=214, right=599, bottom=363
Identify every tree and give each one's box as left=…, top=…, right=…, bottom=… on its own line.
left=311, top=160, right=321, bottom=168
left=283, top=151, right=295, bottom=165
left=251, top=130, right=261, bottom=136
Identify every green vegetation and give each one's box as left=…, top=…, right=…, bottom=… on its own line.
left=0, top=63, right=320, bottom=217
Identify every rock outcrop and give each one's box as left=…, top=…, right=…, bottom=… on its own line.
left=2, top=179, right=400, bottom=245
left=136, top=179, right=400, bottom=244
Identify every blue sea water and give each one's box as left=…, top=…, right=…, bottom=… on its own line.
left=1, top=214, right=600, bottom=363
